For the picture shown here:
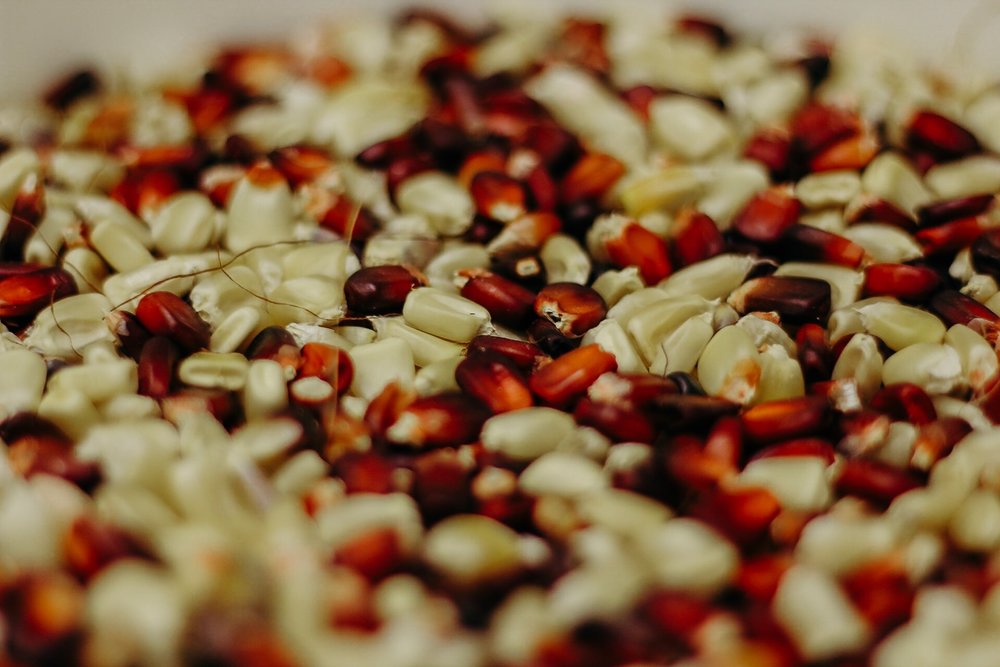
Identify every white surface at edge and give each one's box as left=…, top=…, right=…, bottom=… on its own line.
left=2, top=0, right=1000, bottom=101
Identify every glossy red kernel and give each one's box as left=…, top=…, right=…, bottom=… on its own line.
left=573, top=398, right=655, bottom=443
left=0, top=267, right=77, bottom=323
left=534, top=282, right=607, bottom=337
left=299, top=342, right=353, bottom=394
left=906, top=110, right=981, bottom=161
left=344, top=265, right=423, bottom=315
left=741, top=396, right=830, bottom=443
left=779, top=224, right=867, bottom=267
left=871, top=383, right=938, bottom=425
left=559, top=152, right=626, bottom=204
left=604, top=219, right=672, bottom=284
left=529, top=344, right=618, bottom=408
left=732, top=185, right=801, bottom=243
left=455, top=353, right=534, bottom=414
left=137, top=336, right=178, bottom=399
left=671, top=208, right=725, bottom=267
left=863, top=263, right=942, bottom=302
left=467, top=335, right=549, bottom=372
left=469, top=171, right=527, bottom=222
left=134, top=291, right=211, bottom=352
left=460, top=272, right=537, bottom=328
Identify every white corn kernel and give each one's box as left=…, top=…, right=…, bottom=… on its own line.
left=280, top=241, right=359, bottom=283
left=948, top=489, right=1000, bottom=552
left=945, top=324, right=999, bottom=393
left=519, top=452, right=607, bottom=498
left=348, top=338, right=416, bottom=400
left=289, top=376, right=335, bottom=406
left=423, top=514, right=522, bottom=587
left=626, top=295, right=714, bottom=365
left=0, top=349, right=47, bottom=417
left=540, top=234, right=591, bottom=285
left=61, top=247, right=109, bottom=294
left=591, top=266, right=644, bottom=307
left=606, top=287, right=670, bottom=327
left=882, top=343, right=964, bottom=395
left=736, top=314, right=797, bottom=356
left=658, top=253, right=756, bottom=300
left=649, top=95, right=734, bottom=162
left=25, top=204, right=75, bottom=265
left=48, top=359, right=138, bottom=403
left=75, top=194, right=153, bottom=248
left=638, top=518, right=738, bottom=596
left=796, top=170, right=862, bottom=209
left=102, top=252, right=225, bottom=308
left=481, top=407, right=577, bottom=461
left=426, top=243, right=491, bottom=288
left=243, top=359, right=288, bottom=421
left=150, top=192, right=218, bottom=255
left=757, top=345, right=806, bottom=402
left=100, top=394, right=161, bottom=421
left=266, top=276, right=345, bottom=326
left=37, top=388, right=102, bottom=440
left=396, top=172, right=475, bottom=236
left=619, top=166, right=704, bottom=217
left=209, top=306, right=262, bottom=353
left=861, top=152, right=932, bottom=214
left=525, top=64, right=646, bottom=167
left=581, top=319, right=647, bottom=374
left=402, top=287, right=490, bottom=343
left=739, top=457, right=833, bottom=513
left=414, top=356, right=463, bottom=396
left=373, top=316, right=464, bottom=367
left=925, top=156, right=1000, bottom=199
left=856, top=302, right=946, bottom=350
left=178, top=352, right=250, bottom=391
left=224, top=167, right=295, bottom=253
left=648, top=316, right=714, bottom=375
left=832, top=333, right=884, bottom=403
left=773, top=566, right=871, bottom=661
left=697, top=325, right=761, bottom=404
left=842, top=223, right=923, bottom=264
left=90, top=220, right=153, bottom=272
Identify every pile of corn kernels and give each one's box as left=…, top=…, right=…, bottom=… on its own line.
left=4, top=6, right=1000, bottom=667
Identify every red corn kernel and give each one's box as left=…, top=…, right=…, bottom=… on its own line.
left=839, top=409, right=893, bottom=456
left=930, top=289, right=1000, bottom=327
left=137, top=336, right=178, bottom=399
left=523, top=123, right=580, bottom=171
left=385, top=393, right=489, bottom=448
left=863, top=263, right=942, bottom=302
left=0, top=267, right=77, bottom=324
left=642, top=592, right=714, bottom=646
left=412, top=449, right=475, bottom=519
left=334, top=527, right=402, bottom=581
left=749, top=438, right=837, bottom=465
left=573, top=397, right=655, bottom=443
left=906, top=109, right=981, bottom=161
left=915, top=215, right=985, bottom=255
left=1, top=572, right=84, bottom=662
left=744, top=127, right=794, bottom=179
left=779, top=224, right=867, bottom=267
left=299, top=342, right=353, bottom=394
left=845, top=194, right=916, bottom=231
left=918, top=193, right=994, bottom=226
left=457, top=150, right=507, bottom=188
left=559, top=152, right=626, bottom=204
left=245, top=326, right=302, bottom=377
left=305, top=53, right=353, bottom=89
left=971, top=228, right=1000, bottom=279
left=671, top=208, right=725, bottom=267
left=741, top=396, right=831, bottom=443
left=135, top=291, right=211, bottom=352
left=344, top=265, right=423, bottom=315
left=335, top=452, right=395, bottom=494
left=738, top=553, right=795, bottom=603
left=666, top=436, right=736, bottom=490
left=1, top=174, right=45, bottom=262
left=269, top=144, right=334, bottom=187
left=64, top=515, right=150, bottom=581
left=160, top=388, right=238, bottom=425
left=791, top=103, right=861, bottom=156
left=732, top=185, right=801, bottom=243
left=808, top=129, right=879, bottom=172
left=6, top=431, right=101, bottom=491
left=469, top=171, right=528, bottom=222
left=728, top=276, right=832, bottom=324
left=355, top=134, right=418, bottom=169
left=621, top=84, right=658, bottom=122
left=106, top=310, right=152, bottom=361
left=534, top=282, right=608, bottom=337
left=842, top=559, right=915, bottom=633
left=488, top=212, right=562, bottom=255
left=460, top=271, right=537, bottom=328
left=529, top=344, right=617, bottom=408
left=695, top=486, right=782, bottom=543
left=558, top=18, right=610, bottom=75
left=385, top=155, right=434, bottom=200
left=318, top=196, right=380, bottom=242
left=364, top=382, right=417, bottom=441
left=490, top=249, right=546, bottom=287
left=796, top=323, right=832, bottom=384
left=134, top=169, right=182, bottom=221
left=604, top=218, right=673, bottom=284
left=587, top=371, right=679, bottom=409
left=467, top=335, right=549, bottom=372
left=911, top=417, right=972, bottom=470
left=835, top=459, right=922, bottom=505
left=455, top=353, right=534, bottom=414
left=704, top=416, right=743, bottom=471
left=871, top=383, right=937, bottom=425
left=522, top=163, right=559, bottom=211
